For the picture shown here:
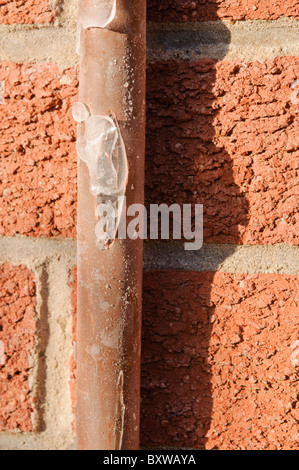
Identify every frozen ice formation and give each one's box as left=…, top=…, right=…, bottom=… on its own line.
left=73, top=111, right=128, bottom=198
left=72, top=101, right=91, bottom=123
left=79, top=0, right=116, bottom=29
left=77, top=0, right=116, bottom=53
left=94, top=194, right=126, bottom=250
left=72, top=102, right=128, bottom=249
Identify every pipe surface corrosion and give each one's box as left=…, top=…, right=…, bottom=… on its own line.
left=74, top=0, right=146, bottom=450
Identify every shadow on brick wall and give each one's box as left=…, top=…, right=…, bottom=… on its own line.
left=141, top=7, right=249, bottom=449
left=147, top=0, right=232, bottom=22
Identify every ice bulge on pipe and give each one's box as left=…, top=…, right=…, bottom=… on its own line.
left=77, top=0, right=116, bottom=53
left=73, top=103, right=128, bottom=249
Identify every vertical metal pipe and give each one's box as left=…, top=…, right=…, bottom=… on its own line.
left=75, top=0, right=146, bottom=450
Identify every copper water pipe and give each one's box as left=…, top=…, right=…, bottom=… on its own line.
left=75, top=0, right=146, bottom=450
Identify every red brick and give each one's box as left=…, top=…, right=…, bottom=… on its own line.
left=0, top=263, right=36, bottom=432
left=147, top=0, right=299, bottom=22
left=141, top=271, right=299, bottom=450
left=1, top=58, right=298, bottom=245
left=0, top=0, right=55, bottom=25
left=146, top=57, right=299, bottom=245
left=0, top=63, right=78, bottom=238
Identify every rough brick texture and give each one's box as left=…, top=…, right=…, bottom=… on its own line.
left=0, top=0, right=55, bottom=25
left=141, top=271, right=299, bottom=450
left=0, top=263, right=36, bottom=432
left=0, top=63, right=77, bottom=238
left=146, top=57, right=299, bottom=245
left=147, top=0, right=299, bottom=22
left=1, top=58, right=298, bottom=245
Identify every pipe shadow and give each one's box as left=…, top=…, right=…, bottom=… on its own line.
left=141, top=6, right=249, bottom=449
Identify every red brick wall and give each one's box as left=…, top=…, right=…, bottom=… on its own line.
left=69, top=269, right=299, bottom=449
left=1, top=58, right=298, bottom=245
left=0, top=264, right=36, bottom=432
left=0, top=0, right=55, bottom=25
left=141, top=271, right=299, bottom=450
left=0, top=0, right=298, bottom=451
left=146, top=57, right=299, bottom=245
left=0, top=63, right=77, bottom=238
left=147, top=1, right=299, bottom=22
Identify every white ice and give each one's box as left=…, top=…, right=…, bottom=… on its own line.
left=73, top=103, right=128, bottom=248
left=77, top=0, right=117, bottom=53
left=74, top=113, right=127, bottom=197
left=72, top=102, right=91, bottom=123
